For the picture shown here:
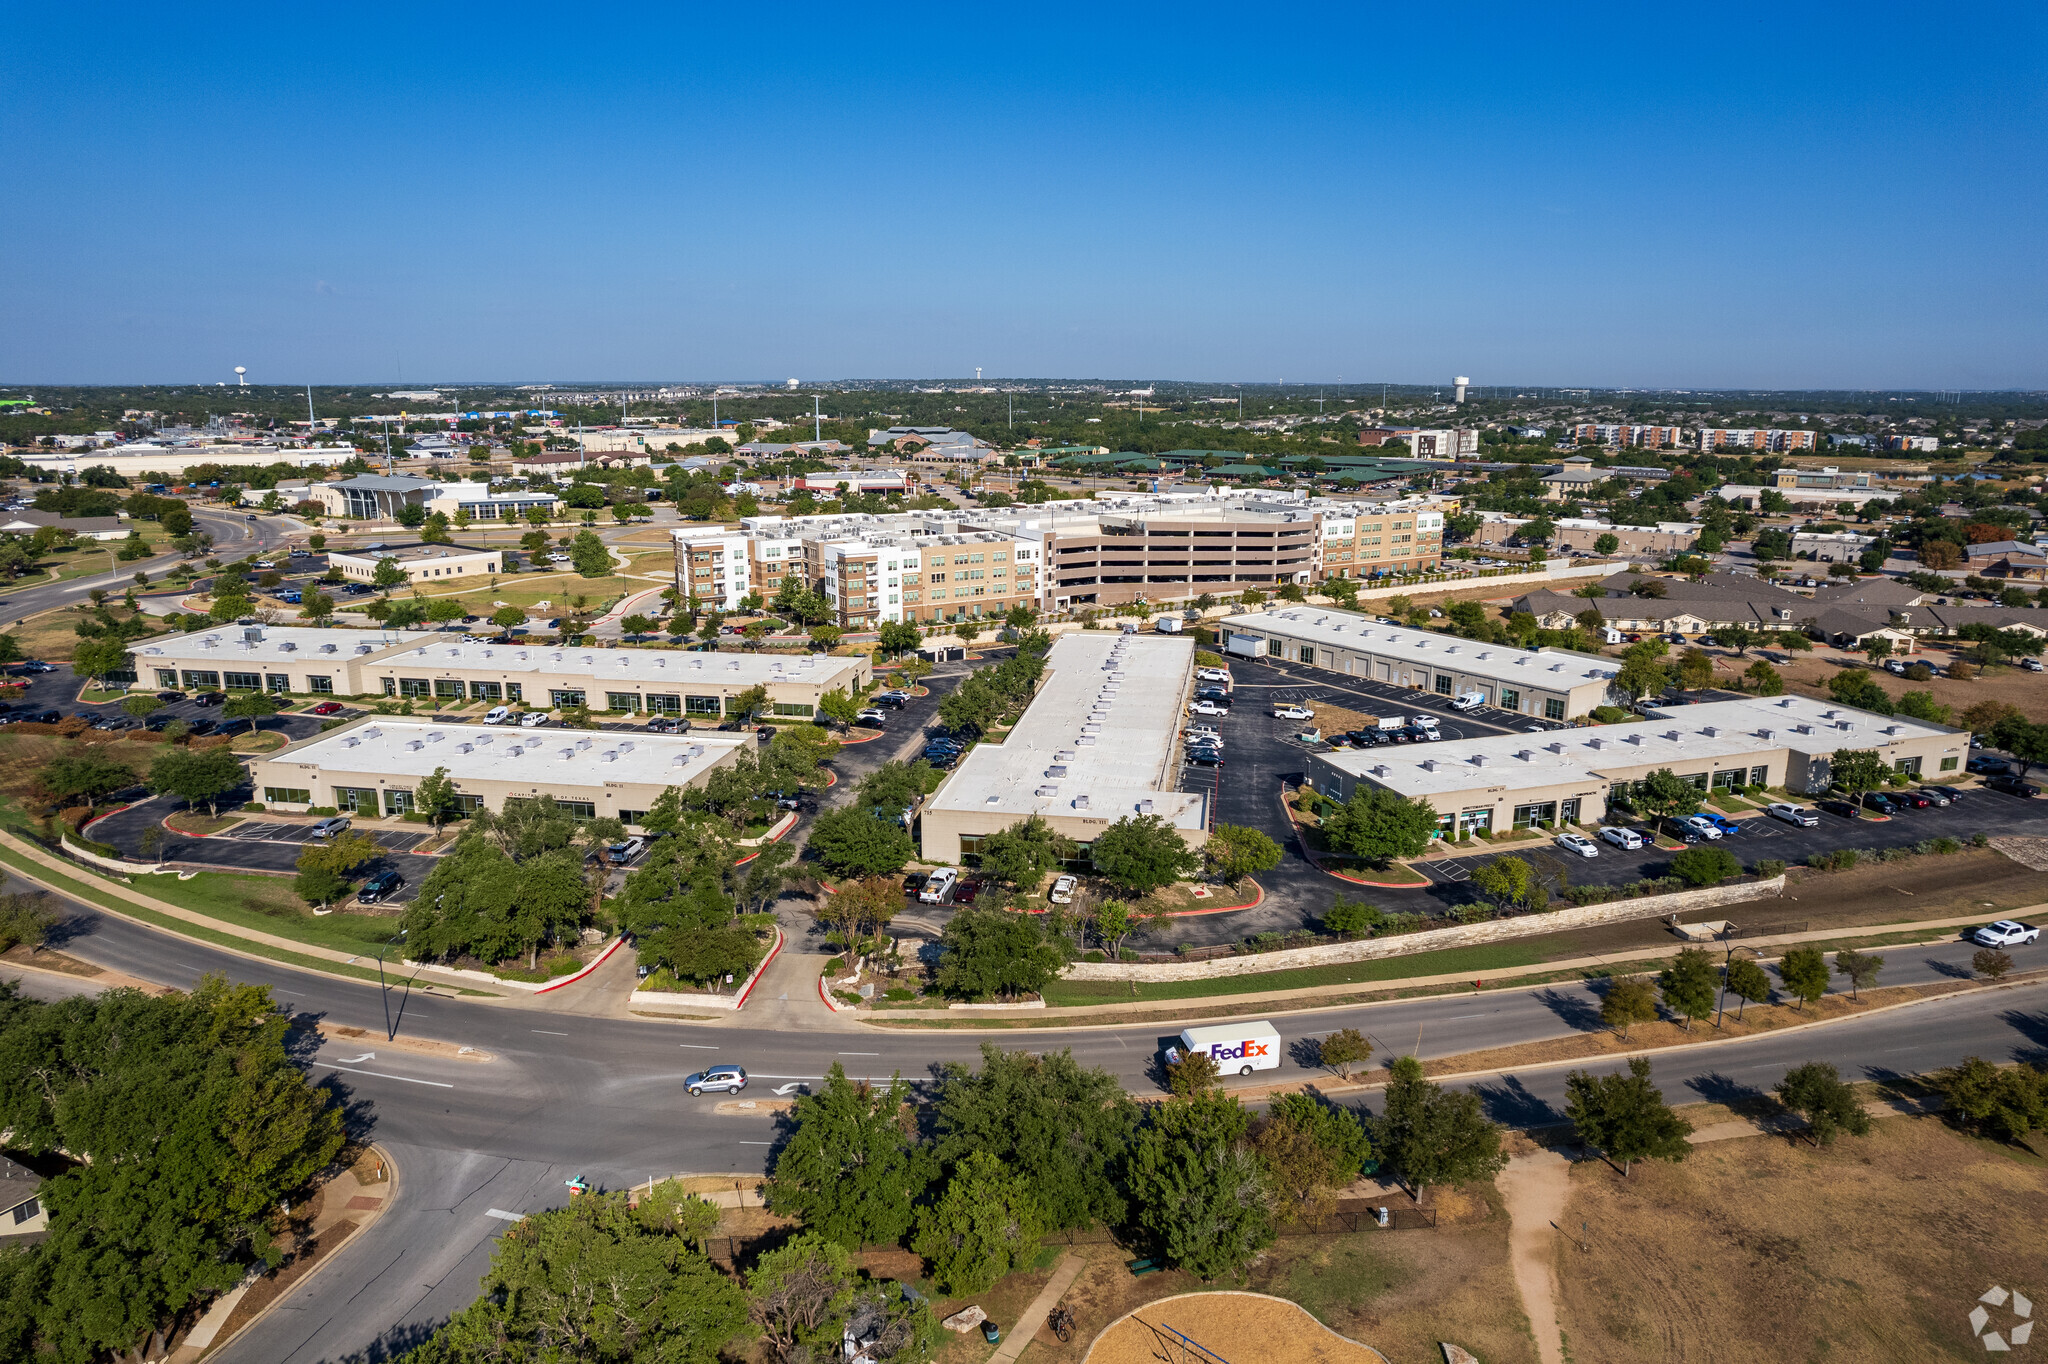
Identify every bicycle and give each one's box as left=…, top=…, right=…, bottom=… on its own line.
left=1048, top=1306, right=1075, bottom=1344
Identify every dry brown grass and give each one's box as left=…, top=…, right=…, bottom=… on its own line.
left=1082, top=1292, right=1386, bottom=1363
left=1553, top=1115, right=2048, bottom=1362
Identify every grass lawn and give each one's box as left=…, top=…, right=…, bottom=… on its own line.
left=1039, top=941, right=1548, bottom=1006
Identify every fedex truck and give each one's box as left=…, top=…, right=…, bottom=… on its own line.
left=1170, top=1021, right=1284, bottom=1076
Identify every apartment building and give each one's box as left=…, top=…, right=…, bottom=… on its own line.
left=1698, top=428, right=1820, bottom=452
left=671, top=527, right=754, bottom=612
left=1885, top=435, right=1941, bottom=453
left=1567, top=425, right=1687, bottom=449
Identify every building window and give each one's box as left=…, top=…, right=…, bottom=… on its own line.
left=1511, top=801, right=1559, bottom=829
left=606, top=692, right=641, bottom=712
left=549, top=689, right=587, bottom=708
left=506, top=683, right=523, bottom=702
left=685, top=694, right=722, bottom=715
left=1298, top=645, right=1316, bottom=664
left=400, top=678, right=430, bottom=698
left=1500, top=689, right=1520, bottom=712
left=12, top=1198, right=39, bottom=1226
left=383, top=789, right=415, bottom=816
left=617, top=809, right=646, bottom=826
left=435, top=680, right=464, bottom=699
left=181, top=670, right=220, bottom=689
left=1435, top=674, right=1454, bottom=694
left=645, top=694, right=680, bottom=714
left=1750, top=766, right=1769, bottom=786
left=1266, top=638, right=1283, bottom=657
left=772, top=701, right=813, bottom=717
left=309, top=675, right=333, bottom=694
left=1458, top=808, right=1493, bottom=835
left=469, top=681, right=502, bottom=701
left=263, top=786, right=312, bottom=804
left=1688, top=772, right=1710, bottom=791
left=1543, top=698, right=1566, bottom=720
left=333, top=787, right=377, bottom=813
left=1894, top=756, right=1922, bottom=776
left=1940, top=755, right=1959, bottom=772
left=266, top=674, right=291, bottom=694
left=155, top=669, right=178, bottom=688
left=455, top=794, right=487, bottom=813
left=1712, top=770, right=1741, bottom=790
left=1560, top=798, right=1581, bottom=824
left=381, top=677, right=397, bottom=696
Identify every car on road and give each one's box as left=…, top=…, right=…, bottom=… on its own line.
left=1271, top=704, right=1314, bottom=720
left=606, top=836, right=648, bottom=865
left=1679, top=814, right=1723, bottom=840
left=1188, top=700, right=1228, bottom=717
left=1815, top=798, right=1860, bottom=819
left=1969, top=921, right=2040, bottom=947
left=358, top=870, right=404, bottom=904
left=1987, top=774, right=2042, bottom=798
left=1860, top=791, right=1900, bottom=815
left=1049, top=874, right=1078, bottom=904
left=520, top=712, right=551, bottom=728
left=684, top=1064, right=748, bottom=1097
left=309, top=816, right=351, bottom=839
left=2024, top=658, right=2045, bottom=673
left=919, top=868, right=958, bottom=903
left=1598, top=825, right=1645, bottom=850
left=1555, top=832, right=1599, bottom=858
left=1766, top=801, right=1818, bottom=826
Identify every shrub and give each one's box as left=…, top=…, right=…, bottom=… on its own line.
left=1590, top=706, right=1629, bottom=724
left=1452, top=903, right=1495, bottom=924
left=1752, top=859, right=1786, bottom=879
left=305, top=805, right=338, bottom=816
left=884, top=987, right=915, bottom=1002
left=1562, top=884, right=1620, bottom=906
left=1809, top=849, right=1859, bottom=872
left=242, top=801, right=266, bottom=812
left=1971, top=832, right=1989, bottom=847
left=1083, top=950, right=1105, bottom=963
left=1670, top=846, right=1741, bottom=887
left=1933, top=836, right=1962, bottom=854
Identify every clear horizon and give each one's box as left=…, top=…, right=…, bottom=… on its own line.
left=4, top=2, right=2043, bottom=390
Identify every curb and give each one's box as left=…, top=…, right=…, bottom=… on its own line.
left=533, top=934, right=627, bottom=994
left=733, top=927, right=785, bottom=1010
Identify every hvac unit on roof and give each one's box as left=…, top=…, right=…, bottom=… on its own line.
left=556, top=748, right=574, bottom=759
left=1419, top=758, right=1437, bottom=772
left=426, top=731, right=444, bottom=742
left=342, top=737, right=360, bottom=747
left=279, top=641, right=297, bottom=652
left=1471, top=754, right=1489, bottom=767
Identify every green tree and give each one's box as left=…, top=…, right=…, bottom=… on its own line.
left=1317, top=1027, right=1373, bottom=1080
left=1827, top=748, right=1890, bottom=799
left=743, top=1234, right=860, bottom=1364
left=222, top=691, right=281, bottom=724
left=976, top=814, right=1073, bottom=888
left=1600, top=977, right=1659, bottom=1039
left=490, top=605, right=525, bottom=633
left=1164, top=1048, right=1221, bottom=1097
left=293, top=829, right=379, bottom=909
left=1471, top=855, right=1543, bottom=915
left=371, top=556, right=409, bottom=591
left=571, top=529, right=613, bottom=577
left=1124, top=1091, right=1274, bottom=1277
left=36, top=752, right=137, bottom=809
left=1669, top=845, right=1740, bottom=886
left=1202, top=822, right=1282, bottom=882
left=1972, top=948, right=2014, bottom=981
left=414, top=765, right=459, bottom=829
left=1895, top=689, right=1953, bottom=726
left=1832, top=946, right=1883, bottom=1001
left=935, top=908, right=1063, bottom=1001
left=1935, top=1057, right=2048, bottom=1145
left=764, top=1063, right=925, bottom=1248
left=912, top=1150, right=1045, bottom=1295
left=298, top=588, right=336, bottom=624
left=932, top=1044, right=1138, bottom=1231
left=1769, top=1061, right=1874, bottom=1147
left=1372, top=1055, right=1507, bottom=1199
left=70, top=637, right=132, bottom=690
left=1594, top=532, right=1620, bottom=555
left=1631, top=767, right=1702, bottom=822
left=1992, top=716, right=2048, bottom=780
left=1724, top=956, right=1772, bottom=1018
left=817, top=686, right=861, bottom=729
left=727, top=683, right=769, bottom=722
left=1777, top=945, right=1830, bottom=1011
left=145, top=744, right=245, bottom=816
left=1318, top=786, right=1439, bottom=864
left=413, top=1187, right=746, bottom=1364
left=876, top=619, right=921, bottom=655
left=1565, top=1057, right=1694, bottom=1174
left=1089, top=812, right=1200, bottom=895
left=1744, top=658, right=1785, bottom=695
left=1253, top=1095, right=1374, bottom=1225
left=805, top=806, right=917, bottom=878
left=1657, top=947, right=1719, bottom=1030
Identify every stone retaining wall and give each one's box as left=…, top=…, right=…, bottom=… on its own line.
left=1061, top=876, right=1784, bottom=982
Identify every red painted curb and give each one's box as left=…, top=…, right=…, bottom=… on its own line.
left=733, top=927, right=783, bottom=1010
left=533, top=933, right=626, bottom=994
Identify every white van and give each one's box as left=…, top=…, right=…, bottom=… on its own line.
left=919, top=868, right=958, bottom=904
left=1169, top=1021, right=1284, bottom=1077
left=482, top=706, right=513, bottom=725
left=1450, top=691, right=1487, bottom=712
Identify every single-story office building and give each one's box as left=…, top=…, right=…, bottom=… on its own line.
left=1301, top=694, right=1963, bottom=839
left=247, top=719, right=751, bottom=826
left=328, top=543, right=503, bottom=585
left=1220, top=608, right=1620, bottom=721
left=918, top=633, right=1208, bottom=865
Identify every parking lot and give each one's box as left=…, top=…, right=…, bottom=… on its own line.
left=211, top=820, right=434, bottom=854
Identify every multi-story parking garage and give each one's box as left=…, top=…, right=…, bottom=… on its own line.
left=1302, top=693, right=1963, bottom=839
left=1220, top=608, right=1620, bottom=721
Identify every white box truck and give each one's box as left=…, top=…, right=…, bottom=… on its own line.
left=1168, top=1021, right=1284, bottom=1076
left=1155, top=616, right=1183, bottom=634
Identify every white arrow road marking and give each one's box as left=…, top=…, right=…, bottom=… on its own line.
left=335, top=1052, right=376, bottom=1064
left=772, top=1083, right=807, bottom=1097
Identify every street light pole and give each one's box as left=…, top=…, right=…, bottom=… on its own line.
left=1715, top=940, right=1764, bottom=1029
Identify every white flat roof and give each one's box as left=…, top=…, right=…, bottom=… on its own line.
left=1224, top=608, right=1619, bottom=692
left=267, top=719, right=750, bottom=790
left=1321, top=693, right=1954, bottom=799
left=372, top=640, right=865, bottom=688
left=134, top=625, right=413, bottom=666
left=924, top=633, right=1206, bottom=830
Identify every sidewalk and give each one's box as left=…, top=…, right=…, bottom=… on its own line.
left=863, top=909, right=2015, bottom=1027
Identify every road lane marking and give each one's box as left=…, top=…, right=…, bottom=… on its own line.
left=319, top=1063, right=455, bottom=1088
left=485, top=1208, right=525, bottom=1222
left=738, top=1140, right=775, bottom=1145
left=531, top=1030, right=569, bottom=1036
left=678, top=1043, right=718, bottom=1050
left=838, top=1051, right=880, bottom=1056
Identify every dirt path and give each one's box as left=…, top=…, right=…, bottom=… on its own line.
left=1497, top=1150, right=1572, bottom=1364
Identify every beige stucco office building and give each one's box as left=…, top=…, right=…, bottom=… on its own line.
left=248, top=719, right=751, bottom=826
left=1301, top=694, right=1963, bottom=839
left=328, top=543, right=503, bottom=585
left=1221, top=608, right=1620, bottom=721
left=918, top=632, right=1209, bottom=866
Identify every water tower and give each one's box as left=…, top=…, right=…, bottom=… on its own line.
left=235, top=366, right=248, bottom=387
left=1453, top=375, right=1469, bottom=404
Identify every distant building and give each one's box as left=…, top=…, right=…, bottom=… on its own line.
left=1698, top=428, right=1819, bottom=452
left=328, top=542, right=503, bottom=586
left=1568, top=424, right=1686, bottom=449
left=1358, top=428, right=1477, bottom=459
left=0, top=509, right=128, bottom=541
left=1791, top=531, right=1876, bottom=563
left=1885, top=435, right=1941, bottom=452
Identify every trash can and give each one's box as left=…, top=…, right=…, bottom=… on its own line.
left=981, top=1319, right=1002, bottom=1344
left=1374, top=1206, right=1391, bottom=1229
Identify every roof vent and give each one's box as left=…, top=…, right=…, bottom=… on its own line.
left=319, top=642, right=338, bottom=653
left=1072, top=795, right=1091, bottom=810
left=1371, top=765, right=1389, bottom=776
left=1471, top=754, right=1489, bottom=767
left=1077, top=736, right=1097, bottom=746
left=406, top=739, right=424, bottom=751
left=1626, top=733, right=1645, bottom=744
left=1139, top=799, right=1155, bottom=813
left=687, top=744, right=704, bottom=758
left=426, top=731, right=444, bottom=743
left=355, top=644, right=372, bottom=654
left=279, top=641, right=297, bottom=652
left=600, top=751, right=618, bottom=762
left=342, top=737, right=360, bottom=748
left=1420, top=759, right=1437, bottom=772
left=362, top=727, right=381, bottom=739
left=1701, top=725, right=1718, bottom=738
left=1756, top=728, right=1773, bottom=741
left=1046, top=765, right=1068, bottom=778
left=1035, top=785, right=1058, bottom=797
left=1587, top=737, right=1605, bottom=749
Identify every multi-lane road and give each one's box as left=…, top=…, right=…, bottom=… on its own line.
left=10, top=865, right=2043, bottom=1363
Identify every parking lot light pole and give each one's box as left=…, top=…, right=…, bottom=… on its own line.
left=1716, top=941, right=1764, bottom=1029
left=378, top=928, right=408, bottom=1040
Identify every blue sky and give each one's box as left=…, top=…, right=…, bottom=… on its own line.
left=3, top=2, right=2043, bottom=388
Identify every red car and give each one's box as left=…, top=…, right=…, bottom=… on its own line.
left=310, top=701, right=344, bottom=716
left=953, top=877, right=986, bottom=905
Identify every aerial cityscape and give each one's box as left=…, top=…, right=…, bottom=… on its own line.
left=1, top=6, right=2044, bottom=1364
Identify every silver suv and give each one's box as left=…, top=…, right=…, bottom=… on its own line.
left=685, top=1064, right=748, bottom=1097
left=308, top=816, right=351, bottom=840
